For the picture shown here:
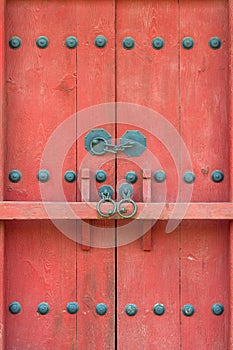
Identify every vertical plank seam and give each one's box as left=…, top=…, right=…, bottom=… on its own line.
left=75, top=1, right=78, bottom=346
left=229, top=2, right=233, bottom=349
left=114, top=1, right=117, bottom=348
left=0, top=0, right=6, bottom=347
left=178, top=1, right=182, bottom=349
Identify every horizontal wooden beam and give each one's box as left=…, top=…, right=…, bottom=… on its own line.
left=0, top=201, right=232, bottom=220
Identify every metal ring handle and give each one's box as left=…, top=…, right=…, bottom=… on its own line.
left=117, top=198, right=137, bottom=219
left=90, top=137, right=108, bottom=156
left=97, top=198, right=117, bottom=217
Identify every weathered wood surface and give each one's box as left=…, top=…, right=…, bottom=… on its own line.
left=1, top=201, right=233, bottom=220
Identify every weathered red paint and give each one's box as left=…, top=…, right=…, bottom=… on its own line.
left=116, top=1, right=180, bottom=348
left=5, top=1, right=78, bottom=348
left=180, top=2, right=229, bottom=348
left=0, top=0, right=232, bottom=349
left=76, top=1, right=115, bottom=348
left=1, top=201, right=233, bottom=220
left=229, top=1, right=233, bottom=348
left=0, top=0, right=5, bottom=348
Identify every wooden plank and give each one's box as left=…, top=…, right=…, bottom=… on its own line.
left=229, top=1, right=233, bottom=348
left=0, top=1, right=6, bottom=348
left=2, top=201, right=233, bottom=220
left=81, top=168, right=91, bottom=250
left=5, top=1, right=77, bottom=348
left=76, top=1, right=115, bottom=348
left=116, top=1, right=180, bottom=348
left=180, top=1, right=229, bottom=348
left=142, top=169, right=152, bottom=251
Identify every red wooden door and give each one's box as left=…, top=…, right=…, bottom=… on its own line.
left=1, top=0, right=233, bottom=349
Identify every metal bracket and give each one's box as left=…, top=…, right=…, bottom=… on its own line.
left=120, top=130, right=146, bottom=157
left=85, top=129, right=146, bottom=157
left=118, top=184, right=137, bottom=218
left=84, top=129, right=112, bottom=156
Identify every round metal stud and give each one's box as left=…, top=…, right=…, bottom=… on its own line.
left=212, top=303, right=224, bottom=316
left=36, top=36, right=49, bottom=49
left=125, top=171, right=138, bottom=184
left=182, top=304, right=195, bottom=317
left=125, top=304, right=138, bottom=316
left=96, top=303, right=108, bottom=316
left=9, top=302, right=21, bottom=315
left=64, top=170, right=77, bottom=183
left=182, top=37, right=194, bottom=50
left=153, top=303, right=165, bottom=316
left=66, top=302, right=79, bottom=314
left=183, top=171, right=195, bottom=184
left=122, top=37, right=135, bottom=50
left=209, top=37, right=221, bottom=50
left=9, top=170, right=22, bottom=183
left=211, top=170, right=224, bottom=183
left=9, top=36, right=22, bottom=49
left=94, top=35, right=107, bottom=48
left=65, top=36, right=78, bottom=49
left=37, top=170, right=50, bottom=183
left=152, top=37, right=164, bottom=50
left=95, top=170, right=107, bottom=183
left=37, top=302, right=50, bottom=315
left=154, top=170, right=166, bottom=183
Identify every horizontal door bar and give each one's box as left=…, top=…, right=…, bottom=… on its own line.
left=0, top=201, right=232, bottom=220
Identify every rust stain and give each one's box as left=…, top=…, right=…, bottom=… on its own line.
left=201, top=167, right=209, bottom=175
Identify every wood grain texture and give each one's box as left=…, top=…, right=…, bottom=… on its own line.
left=2, top=201, right=233, bottom=220
left=180, top=1, right=229, bottom=348
left=116, top=1, right=180, bottom=348
left=229, top=1, right=233, bottom=348
left=0, top=1, right=6, bottom=348
left=142, top=169, right=152, bottom=250
left=5, top=1, right=77, bottom=348
left=76, top=1, right=115, bottom=348
left=81, top=168, right=91, bottom=250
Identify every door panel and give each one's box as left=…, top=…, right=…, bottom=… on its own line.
left=76, top=1, right=115, bottom=348
left=3, top=0, right=231, bottom=349
left=5, top=1, right=77, bottom=348
left=180, top=1, right=229, bottom=348
left=116, top=1, right=180, bottom=349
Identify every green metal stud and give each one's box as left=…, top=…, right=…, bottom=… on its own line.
left=9, top=36, right=22, bottom=49
left=65, top=36, right=78, bottom=49
left=36, top=36, right=49, bottom=49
